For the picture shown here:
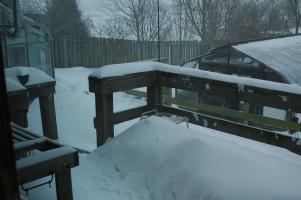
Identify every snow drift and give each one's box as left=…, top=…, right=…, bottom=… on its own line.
left=79, top=116, right=301, bottom=200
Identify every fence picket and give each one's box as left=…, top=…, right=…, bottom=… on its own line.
left=51, top=36, right=224, bottom=68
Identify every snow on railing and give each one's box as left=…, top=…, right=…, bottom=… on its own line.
left=90, top=61, right=301, bottom=95
left=5, top=66, right=58, bottom=139
left=89, top=61, right=301, bottom=155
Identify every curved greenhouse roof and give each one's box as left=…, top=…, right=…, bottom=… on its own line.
left=233, top=35, right=301, bottom=85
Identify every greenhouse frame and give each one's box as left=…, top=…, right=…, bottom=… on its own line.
left=0, top=3, right=53, bottom=77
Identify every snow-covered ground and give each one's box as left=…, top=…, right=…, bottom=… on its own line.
left=24, top=117, right=301, bottom=200
left=23, top=67, right=301, bottom=200
left=27, top=67, right=146, bottom=152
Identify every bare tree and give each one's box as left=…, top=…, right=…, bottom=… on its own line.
left=172, top=0, right=195, bottom=41
left=19, top=0, right=46, bottom=14
left=183, top=0, right=220, bottom=43
left=105, top=0, right=172, bottom=41
left=286, top=0, right=301, bottom=33
left=181, top=0, right=287, bottom=43
left=20, top=0, right=89, bottom=37
left=103, top=17, right=130, bottom=39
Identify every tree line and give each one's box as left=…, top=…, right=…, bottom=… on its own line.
left=1, top=0, right=300, bottom=44
left=95, top=0, right=300, bottom=44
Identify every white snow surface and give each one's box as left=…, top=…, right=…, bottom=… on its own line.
left=90, top=61, right=301, bottom=95
left=25, top=67, right=301, bottom=200
left=27, top=67, right=146, bottom=151
left=27, top=117, right=301, bottom=200
left=5, top=77, right=26, bottom=92
left=233, top=35, right=301, bottom=85
left=103, top=117, right=301, bottom=200
left=5, top=66, right=54, bottom=87
left=16, top=146, right=76, bottom=169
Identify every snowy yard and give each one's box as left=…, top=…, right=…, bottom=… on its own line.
left=23, top=67, right=301, bottom=200
left=27, top=67, right=146, bottom=152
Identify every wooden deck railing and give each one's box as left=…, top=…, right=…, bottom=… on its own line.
left=12, top=123, right=79, bottom=200
left=89, top=68, right=301, bottom=155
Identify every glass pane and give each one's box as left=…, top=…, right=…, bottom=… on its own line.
left=182, top=60, right=199, bottom=69
left=202, top=49, right=228, bottom=64
left=7, top=46, right=26, bottom=67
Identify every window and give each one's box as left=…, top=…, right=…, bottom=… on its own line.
left=201, top=49, right=228, bottom=64
left=182, top=60, right=199, bottom=69
left=230, top=50, right=260, bottom=67
left=7, top=46, right=26, bottom=67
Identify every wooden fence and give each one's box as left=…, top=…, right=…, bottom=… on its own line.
left=51, top=36, right=224, bottom=68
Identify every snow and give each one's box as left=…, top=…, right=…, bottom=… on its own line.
left=79, top=117, right=301, bottom=200
left=26, top=117, right=301, bottom=200
left=90, top=61, right=301, bottom=95
left=263, top=107, right=286, bottom=120
left=5, top=77, right=26, bottom=92
left=16, top=67, right=29, bottom=76
left=27, top=67, right=146, bottom=152
left=24, top=67, right=301, bottom=200
left=5, top=66, right=54, bottom=87
left=16, top=146, right=76, bottom=169
left=233, top=35, right=301, bottom=85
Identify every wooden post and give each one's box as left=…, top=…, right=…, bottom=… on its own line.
left=7, top=89, right=29, bottom=128
left=95, top=93, right=113, bottom=146
left=9, top=110, right=28, bottom=127
left=39, top=95, right=58, bottom=140
left=147, top=84, right=162, bottom=110
left=55, top=168, right=73, bottom=200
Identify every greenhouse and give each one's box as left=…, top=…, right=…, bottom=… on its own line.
left=0, top=3, right=53, bottom=77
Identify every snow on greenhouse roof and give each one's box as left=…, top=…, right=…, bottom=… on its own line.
left=233, top=35, right=301, bottom=85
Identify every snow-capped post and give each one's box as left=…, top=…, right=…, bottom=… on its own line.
left=5, top=67, right=58, bottom=140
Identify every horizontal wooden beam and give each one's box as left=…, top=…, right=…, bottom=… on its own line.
left=158, top=105, right=301, bottom=156
left=16, top=147, right=78, bottom=184
left=89, top=72, right=156, bottom=94
left=126, top=90, right=147, bottom=98
left=11, top=127, right=38, bottom=141
left=14, top=138, right=47, bottom=158
left=7, top=90, right=29, bottom=112
left=113, top=106, right=149, bottom=124
left=28, top=83, right=56, bottom=100
left=158, top=72, right=301, bottom=113
left=164, top=96, right=301, bottom=132
left=90, top=71, right=301, bottom=113
left=11, top=123, right=41, bottom=138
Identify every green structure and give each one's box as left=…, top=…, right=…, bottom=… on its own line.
left=0, top=3, right=53, bottom=77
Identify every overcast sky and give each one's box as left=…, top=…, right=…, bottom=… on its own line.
left=77, top=0, right=173, bottom=37
left=78, top=0, right=172, bottom=20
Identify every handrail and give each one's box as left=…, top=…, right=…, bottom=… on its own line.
left=89, top=64, right=301, bottom=155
